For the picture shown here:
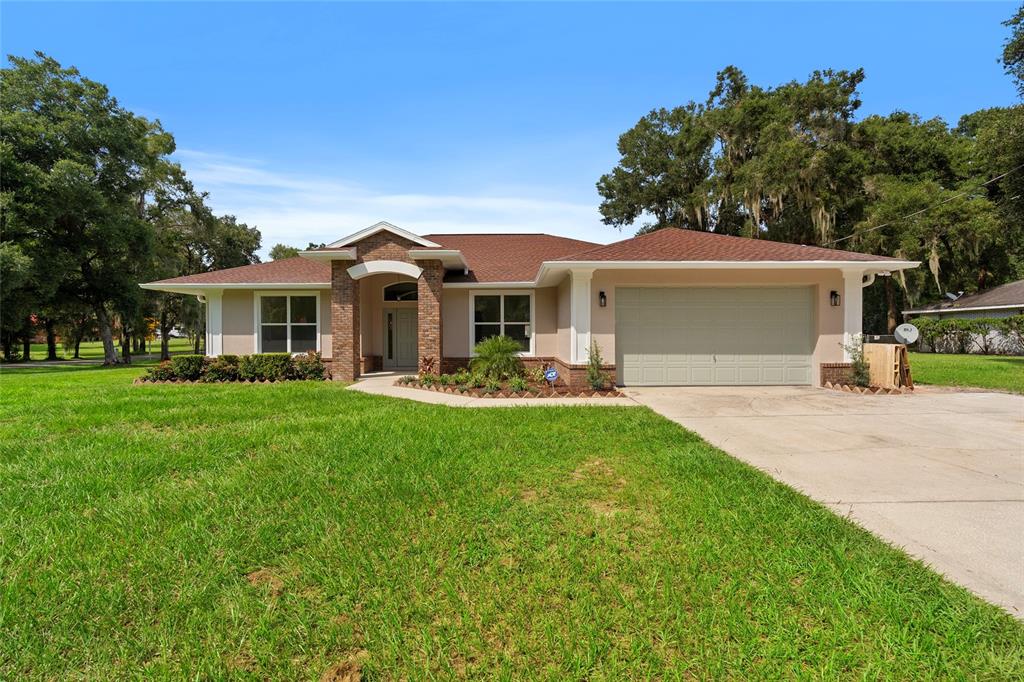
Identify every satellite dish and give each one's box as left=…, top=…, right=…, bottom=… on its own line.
left=894, top=323, right=919, bottom=345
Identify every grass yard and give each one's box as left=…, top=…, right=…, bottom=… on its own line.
left=909, top=352, right=1024, bottom=394
left=1, top=367, right=1022, bottom=679
left=19, top=337, right=196, bottom=362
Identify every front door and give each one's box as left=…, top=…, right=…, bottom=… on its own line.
left=385, top=309, right=418, bottom=369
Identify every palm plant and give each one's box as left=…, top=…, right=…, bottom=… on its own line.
left=470, top=335, right=523, bottom=379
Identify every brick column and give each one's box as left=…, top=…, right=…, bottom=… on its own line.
left=331, top=261, right=360, bottom=381
left=416, top=259, right=443, bottom=373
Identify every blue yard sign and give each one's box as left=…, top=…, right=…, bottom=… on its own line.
left=544, top=368, right=558, bottom=384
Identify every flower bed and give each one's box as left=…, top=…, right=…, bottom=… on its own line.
left=135, top=352, right=330, bottom=384
left=396, top=373, right=624, bottom=398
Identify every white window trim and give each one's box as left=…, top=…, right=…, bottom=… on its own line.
left=253, top=290, right=321, bottom=354
left=468, top=290, right=535, bottom=356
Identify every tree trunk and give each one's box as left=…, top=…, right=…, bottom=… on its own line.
left=160, top=310, right=171, bottom=361
left=22, top=333, right=31, bottom=362
left=139, top=335, right=146, bottom=354
left=193, top=332, right=200, bottom=354
left=45, top=319, right=59, bottom=360
left=884, top=276, right=898, bottom=334
left=95, top=307, right=119, bottom=365
left=1, top=333, right=13, bottom=362
left=120, top=330, right=132, bottom=364
left=74, top=334, right=82, bottom=359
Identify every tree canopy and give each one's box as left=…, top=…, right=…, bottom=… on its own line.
left=0, top=52, right=260, bottom=362
left=597, top=7, right=1024, bottom=331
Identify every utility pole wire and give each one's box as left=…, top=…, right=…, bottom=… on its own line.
left=827, top=163, right=1024, bottom=246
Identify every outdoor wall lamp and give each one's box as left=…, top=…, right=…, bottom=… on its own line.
left=830, top=290, right=841, bottom=307
left=598, top=290, right=607, bottom=307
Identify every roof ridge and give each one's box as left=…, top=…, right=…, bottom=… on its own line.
left=556, top=226, right=889, bottom=261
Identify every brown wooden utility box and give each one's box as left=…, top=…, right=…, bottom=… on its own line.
left=863, top=343, right=914, bottom=389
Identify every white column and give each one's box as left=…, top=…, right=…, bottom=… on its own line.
left=205, top=289, right=224, bottom=357
left=841, top=270, right=863, bottom=361
left=569, top=269, right=594, bottom=364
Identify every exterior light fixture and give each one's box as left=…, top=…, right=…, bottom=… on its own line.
left=830, top=290, right=841, bottom=307
left=599, top=290, right=607, bottom=307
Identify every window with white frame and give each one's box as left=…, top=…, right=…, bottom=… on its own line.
left=472, top=293, right=532, bottom=352
left=258, top=294, right=318, bottom=353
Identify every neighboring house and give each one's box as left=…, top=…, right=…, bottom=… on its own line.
left=903, top=279, right=1024, bottom=321
left=902, top=279, right=1024, bottom=354
left=141, top=221, right=918, bottom=387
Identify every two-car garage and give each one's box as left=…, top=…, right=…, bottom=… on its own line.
left=614, top=287, right=815, bottom=386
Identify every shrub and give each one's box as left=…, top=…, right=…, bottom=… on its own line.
left=238, top=353, right=293, bottom=381
left=470, top=335, right=523, bottom=379
left=483, top=377, right=502, bottom=393
left=291, top=351, right=327, bottom=380
left=419, top=373, right=438, bottom=387
left=469, top=372, right=487, bottom=388
left=452, top=369, right=471, bottom=386
left=585, top=339, right=608, bottom=390
left=418, top=356, right=437, bottom=375
left=998, top=315, right=1024, bottom=354
left=145, top=360, right=176, bottom=382
left=170, top=354, right=208, bottom=381
left=437, top=373, right=456, bottom=387
left=914, top=317, right=939, bottom=352
left=526, top=365, right=547, bottom=384
left=508, top=375, right=528, bottom=392
left=841, top=335, right=870, bottom=387
left=397, top=375, right=416, bottom=385
left=203, top=355, right=240, bottom=382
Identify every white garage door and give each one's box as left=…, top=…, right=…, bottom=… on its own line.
left=615, top=287, right=814, bottom=386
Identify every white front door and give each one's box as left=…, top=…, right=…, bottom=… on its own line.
left=385, top=309, right=418, bottom=369
left=615, top=287, right=814, bottom=386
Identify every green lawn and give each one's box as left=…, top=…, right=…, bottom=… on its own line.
left=18, top=337, right=196, bottom=362
left=909, top=352, right=1024, bottom=394
left=1, top=367, right=1022, bottom=679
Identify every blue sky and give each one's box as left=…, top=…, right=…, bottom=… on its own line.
left=3, top=2, right=1019, bottom=254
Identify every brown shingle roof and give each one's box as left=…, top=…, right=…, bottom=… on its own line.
left=148, top=257, right=330, bottom=285
left=909, top=279, right=1024, bottom=312
left=555, top=228, right=900, bottom=263
left=422, top=233, right=600, bottom=283
left=144, top=228, right=902, bottom=288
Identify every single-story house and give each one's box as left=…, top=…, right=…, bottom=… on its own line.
left=903, top=279, right=1024, bottom=321
left=902, top=279, right=1024, bottom=354
left=141, top=221, right=918, bottom=387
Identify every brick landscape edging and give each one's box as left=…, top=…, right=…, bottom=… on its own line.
left=398, top=380, right=625, bottom=399
left=822, top=381, right=911, bottom=395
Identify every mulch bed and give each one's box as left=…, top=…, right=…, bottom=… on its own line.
left=398, top=380, right=625, bottom=399
left=823, top=381, right=912, bottom=395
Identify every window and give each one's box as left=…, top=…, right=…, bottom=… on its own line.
left=383, top=281, right=418, bottom=301
left=259, top=294, right=318, bottom=353
left=472, top=293, right=532, bottom=352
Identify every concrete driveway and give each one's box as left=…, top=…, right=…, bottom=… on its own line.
left=626, top=385, right=1024, bottom=617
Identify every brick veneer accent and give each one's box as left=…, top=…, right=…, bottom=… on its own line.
left=331, top=232, right=444, bottom=380
left=356, top=232, right=422, bottom=262
left=416, top=260, right=444, bottom=371
left=820, top=362, right=854, bottom=386
left=331, top=261, right=360, bottom=381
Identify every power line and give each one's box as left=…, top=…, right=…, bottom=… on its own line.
left=827, top=163, right=1024, bottom=246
